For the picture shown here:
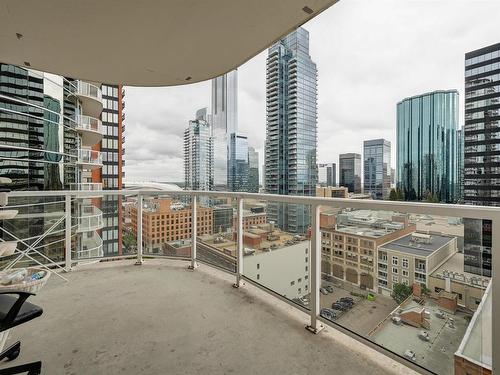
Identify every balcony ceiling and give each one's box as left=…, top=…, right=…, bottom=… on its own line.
left=0, top=0, right=338, bottom=86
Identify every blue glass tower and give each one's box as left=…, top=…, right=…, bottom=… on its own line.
left=396, top=90, right=459, bottom=203
left=264, top=27, right=318, bottom=234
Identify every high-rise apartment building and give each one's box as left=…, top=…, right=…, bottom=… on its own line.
left=228, top=133, right=249, bottom=192
left=318, top=163, right=336, bottom=187
left=264, top=27, right=318, bottom=234
left=211, top=70, right=237, bottom=191
left=396, top=90, right=459, bottom=203
left=100, top=84, right=125, bottom=256
left=339, top=153, right=361, bottom=194
left=363, top=139, right=391, bottom=200
left=0, top=64, right=107, bottom=261
left=463, top=42, right=500, bottom=277
left=184, top=108, right=213, bottom=191
left=248, top=147, right=259, bottom=193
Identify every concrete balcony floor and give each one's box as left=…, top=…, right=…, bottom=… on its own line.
left=1, top=259, right=417, bottom=375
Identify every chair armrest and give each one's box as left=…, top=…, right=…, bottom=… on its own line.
left=0, top=291, right=36, bottom=330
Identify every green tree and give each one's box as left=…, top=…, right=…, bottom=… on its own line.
left=389, top=188, right=397, bottom=201
left=392, top=283, right=413, bottom=304
left=123, top=232, right=136, bottom=254
left=396, top=187, right=405, bottom=201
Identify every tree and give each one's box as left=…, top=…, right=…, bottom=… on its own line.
left=389, top=188, right=397, bottom=201
left=123, top=232, right=136, bottom=254
left=396, top=187, right=405, bottom=201
left=392, top=282, right=413, bottom=304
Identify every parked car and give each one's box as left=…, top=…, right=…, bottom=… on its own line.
left=320, top=287, right=329, bottom=295
left=404, top=350, right=416, bottom=361
left=331, top=302, right=348, bottom=311
left=325, top=285, right=334, bottom=293
left=339, top=297, right=354, bottom=303
left=320, top=308, right=337, bottom=320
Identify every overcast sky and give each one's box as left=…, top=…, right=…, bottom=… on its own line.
left=123, top=0, right=500, bottom=183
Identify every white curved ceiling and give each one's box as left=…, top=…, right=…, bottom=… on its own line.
left=0, top=0, right=338, bottom=86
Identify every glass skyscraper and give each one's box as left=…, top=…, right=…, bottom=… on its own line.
left=183, top=108, right=213, bottom=191
left=211, top=70, right=237, bottom=191
left=318, top=163, right=336, bottom=187
left=396, top=90, right=459, bottom=203
left=339, top=153, right=361, bottom=193
left=463, top=42, right=500, bottom=277
left=265, top=27, right=318, bottom=234
left=248, top=146, right=259, bottom=193
left=228, top=133, right=249, bottom=192
left=363, top=139, right=391, bottom=200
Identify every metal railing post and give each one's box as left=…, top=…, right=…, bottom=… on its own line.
left=135, top=193, right=143, bottom=265
left=65, top=194, right=72, bottom=272
left=306, top=203, right=323, bottom=333
left=188, top=195, right=198, bottom=270
left=233, top=197, right=244, bottom=287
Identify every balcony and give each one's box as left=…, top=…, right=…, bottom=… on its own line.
left=77, top=205, right=103, bottom=232
left=77, top=231, right=103, bottom=259
left=70, top=80, right=103, bottom=118
left=77, top=148, right=103, bottom=169
left=70, top=182, right=103, bottom=197
left=1, top=189, right=497, bottom=375
left=74, top=114, right=103, bottom=146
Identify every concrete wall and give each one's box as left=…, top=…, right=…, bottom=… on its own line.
left=244, top=241, right=310, bottom=299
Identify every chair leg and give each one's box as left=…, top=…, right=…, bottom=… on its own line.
left=0, top=360, right=42, bottom=375
left=0, top=341, right=20, bottom=362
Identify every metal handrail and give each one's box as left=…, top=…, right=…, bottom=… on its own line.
left=75, top=114, right=102, bottom=133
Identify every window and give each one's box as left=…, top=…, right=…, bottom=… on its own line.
left=392, top=267, right=398, bottom=274
left=257, top=263, right=260, bottom=270
left=402, top=270, right=409, bottom=277
left=392, top=256, right=398, bottom=266
left=392, top=275, right=398, bottom=283
left=297, top=278, right=302, bottom=283
left=290, top=281, right=295, bottom=286
left=256, top=274, right=260, bottom=280
left=402, top=258, right=409, bottom=268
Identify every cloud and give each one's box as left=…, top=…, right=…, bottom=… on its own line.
left=123, top=0, right=500, bottom=182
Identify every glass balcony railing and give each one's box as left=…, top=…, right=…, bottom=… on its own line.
left=77, top=149, right=102, bottom=167
left=70, top=80, right=102, bottom=102
left=69, top=182, right=103, bottom=192
left=75, top=114, right=102, bottom=134
left=2, top=189, right=496, bottom=375
left=77, top=205, right=103, bottom=232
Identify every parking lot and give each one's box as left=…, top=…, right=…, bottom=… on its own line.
left=319, top=280, right=398, bottom=336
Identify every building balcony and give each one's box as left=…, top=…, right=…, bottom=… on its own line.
left=77, top=205, right=104, bottom=232
left=77, top=231, right=103, bottom=259
left=70, top=80, right=103, bottom=118
left=69, top=182, right=103, bottom=196
left=77, top=148, right=103, bottom=169
left=74, top=114, right=103, bottom=146
left=1, top=189, right=496, bottom=375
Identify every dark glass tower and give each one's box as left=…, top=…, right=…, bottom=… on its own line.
left=463, top=42, right=500, bottom=276
left=264, top=27, right=318, bottom=234
left=363, top=139, right=391, bottom=199
left=339, top=153, right=361, bottom=194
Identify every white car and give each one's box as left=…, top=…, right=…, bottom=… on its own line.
left=404, top=350, right=416, bottom=361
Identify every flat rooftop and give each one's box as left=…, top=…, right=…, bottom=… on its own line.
left=372, top=299, right=471, bottom=375
left=381, top=232, right=455, bottom=257
left=1, top=259, right=415, bottom=375
left=430, top=252, right=490, bottom=288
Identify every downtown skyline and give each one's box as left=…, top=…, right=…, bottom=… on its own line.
left=122, top=0, right=500, bottom=182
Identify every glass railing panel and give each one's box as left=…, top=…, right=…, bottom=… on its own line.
left=317, top=203, right=493, bottom=375
left=0, top=194, right=70, bottom=267
left=137, top=192, right=193, bottom=260
left=195, top=194, right=236, bottom=273
left=242, top=199, right=311, bottom=309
